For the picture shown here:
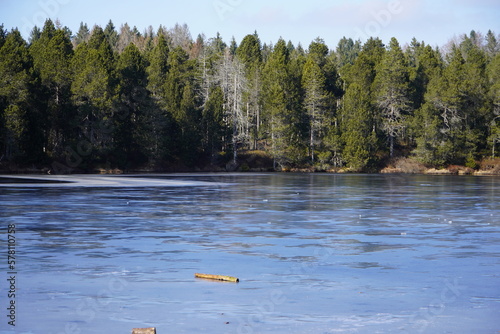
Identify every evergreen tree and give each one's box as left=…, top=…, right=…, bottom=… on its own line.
left=308, top=37, right=329, bottom=68
left=114, top=43, right=152, bottom=167
left=1, top=22, right=499, bottom=171
left=104, top=20, right=119, bottom=51
left=0, top=29, right=35, bottom=161
left=485, top=30, right=499, bottom=59
left=461, top=37, right=489, bottom=164
left=302, top=57, right=328, bottom=162
left=423, top=46, right=470, bottom=164
left=262, top=39, right=303, bottom=167
left=410, top=45, right=444, bottom=164
left=178, top=81, right=202, bottom=164
left=30, top=20, right=74, bottom=158
left=0, top=25, right=6, bottom=49
left=487, top=53, right=500, bottom=157
left=144, top=34, right=175, bottom=163
left=336, top=37, right=361, bottom=68
left=147, top=34, right=169, bottom=105
left=236, top=33, right=262, bottom=149
left=71, top=38, right=116, bottom=165
left=341, top=83, right=375, bottom=170
left=28, top=26, right=41, bottom=45
left=409, top=43, right=443, bottom=108
left=73, top=22, right=90, bottom=46
left=202, top=86, right=226, bottom=159
left=411, top=102, right=444, bottom=165
left=164, top=46, right=201, bottom=164
left=237, top=34, right=262, bottom=65
left=229, top=37, right=238, bottom=56
left=374, top=37, right=411, bottom=157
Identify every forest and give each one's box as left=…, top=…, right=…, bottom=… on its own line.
left=1, top=19, right=499, bottom=173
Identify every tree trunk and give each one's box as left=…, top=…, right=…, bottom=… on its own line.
left=390, top=134, right=394, bottom=157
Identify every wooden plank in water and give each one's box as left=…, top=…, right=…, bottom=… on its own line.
left=132, top=328, right=156, bottom=334
left=195, top=273, right=239, bottom=282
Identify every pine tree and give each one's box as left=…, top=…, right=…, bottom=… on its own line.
left=485, top=30, right=499, bottom=58
left=336, top=37, right=361, bottom=68
left=236, top=33, right=262, bottom=149
left=147, top=34, right=169, bottom=105
left=461, top=37, right=489, bottom=164
left=114, top=43, right=152, bottom=167
left=28, top=26, right=41, bottom=44
left=164, top=46, right=201, bottom=164
left=410, top=45, right=444, bottom=164
left=411, top=102, right=444, bottom=165
left=73, top=22, right=90, bottom=46
left=104, top=20, right=119, bottom=51
left=144, top=33, right=173, bottom=163
left=30, top=19, right=74, bottom=158
left=0, top=29, right=33, bottom=161
left=178, top=82, right=202, bottom=164
left=261, top=39, right=302, bottom=167
left=487, top=53, right=500, bottom=157
left=202, top=86, right=226, bottom=159
left=374, top=37, right=411, bottom=157
left=341, top=83, right=375, bottom=170
left=71, top=39, right=116, bottom=165
left=423, top=46, right=471, bottom=165
left=0, top=25, right=6, bottom=49
left=302, top=57, right=328, bottom=162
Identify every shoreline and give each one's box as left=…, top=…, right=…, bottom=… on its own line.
left=1, top=154, right=499, bottom=177
left=0, top=166, right=499, bottom=177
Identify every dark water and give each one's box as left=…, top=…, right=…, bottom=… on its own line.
left=0, top=173, right=499, bottom=333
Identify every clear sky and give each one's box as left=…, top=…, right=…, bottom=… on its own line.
left=1, top=0, right=499, bottom=49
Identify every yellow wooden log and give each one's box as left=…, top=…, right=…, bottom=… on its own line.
left=132, top=328, right=156, bottom=334
left=195, top=273, right=239, bottom=282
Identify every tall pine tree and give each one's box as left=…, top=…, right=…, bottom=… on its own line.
left=341, top=83, right=375, bottom=170
left=374, top=37, right=411, bottom=157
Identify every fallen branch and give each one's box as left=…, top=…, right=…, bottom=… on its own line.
left=195, top=273, right=239, bottom=282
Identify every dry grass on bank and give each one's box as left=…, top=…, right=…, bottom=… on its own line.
left=477, top=158, right=500, bottom=175
left=380, top=158, right=427, bottom=174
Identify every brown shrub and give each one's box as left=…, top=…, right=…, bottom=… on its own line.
left=393, top=158, right=427, bottom=174
left=479, top=158, right=500, bottom=175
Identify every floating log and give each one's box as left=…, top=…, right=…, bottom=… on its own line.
left=195, top=273, right=239, bottom=282
left=132, top=328, right=156, bottom=334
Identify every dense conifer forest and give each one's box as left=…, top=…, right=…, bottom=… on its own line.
left=1, top=19, right=499, bottom=173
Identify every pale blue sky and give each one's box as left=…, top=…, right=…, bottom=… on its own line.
left=1, top=0, right=499, bottom=48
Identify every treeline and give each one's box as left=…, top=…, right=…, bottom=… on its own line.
left=1, top=19, right=499, bottom=172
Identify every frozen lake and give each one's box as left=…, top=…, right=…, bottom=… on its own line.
left=0, top=173, right=499, bottom=333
